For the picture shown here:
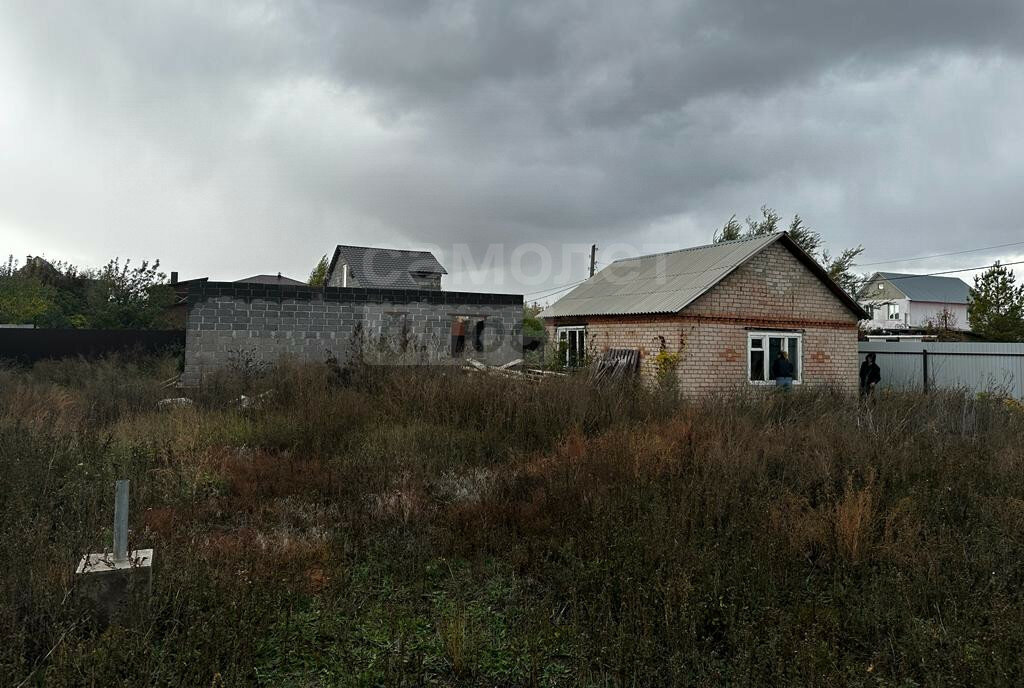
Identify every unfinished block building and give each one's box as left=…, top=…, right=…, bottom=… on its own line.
left=181, top=281, right=523, bottom=386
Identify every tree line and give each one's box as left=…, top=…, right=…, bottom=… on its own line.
left=0, top=255, right=176, bottom=329
left=6, top=230, right=1024, bottom=342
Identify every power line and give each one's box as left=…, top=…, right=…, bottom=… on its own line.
left=524, top=278, right=588, bottom=301
left=857, top=240, right=1024, bottom=268
left=523, top=276, right=587, bottom=297
left=877, top=259, right=1024, bottom=281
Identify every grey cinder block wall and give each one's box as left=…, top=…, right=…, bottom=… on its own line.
left=181, top=282, right=523, bottom=386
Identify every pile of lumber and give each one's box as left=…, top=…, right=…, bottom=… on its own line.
left=462, top=358, right=566, bottom=381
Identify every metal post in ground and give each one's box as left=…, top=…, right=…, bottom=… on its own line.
left=76, top=479, right=154, bottom=626
left=113, top=480, right=129, bottom=562
left=922, top=349, right=929, bottom=393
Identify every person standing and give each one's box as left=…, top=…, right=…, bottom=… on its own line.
left=860, top=353, right=881, bottom=396
left=772, top=350, right=794, bottom=389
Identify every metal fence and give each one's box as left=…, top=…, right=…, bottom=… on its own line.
left=0, top=329, right=185, bottom=363
left=858, top=341, right=1024, bottom=398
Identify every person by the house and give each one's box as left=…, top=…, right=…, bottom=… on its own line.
left=860, top=353, right=881, bottom=395
left=772, top=350, right=794, bottom=388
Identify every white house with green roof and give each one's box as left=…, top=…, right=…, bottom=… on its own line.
left=858, top=272, right=971, bottom=331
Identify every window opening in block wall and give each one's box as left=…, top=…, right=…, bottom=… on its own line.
left=451, top=316, right=487, bottom=357
left=473, top=319, right=485, bottom=352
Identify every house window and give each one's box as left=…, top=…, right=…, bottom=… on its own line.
left=556, top=326, right=587, bottom=367
left=887, top=303, right=900, bottom=320
left=748, top=332, right=801, bottom=384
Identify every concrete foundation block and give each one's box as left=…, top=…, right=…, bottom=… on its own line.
left=76, top=549, right=154, bottom=625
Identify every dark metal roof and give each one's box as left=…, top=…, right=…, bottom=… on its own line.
left=540, top=233, right=868, bottom=320
left=872, top=272, right=970, bottom=304
left=235, top=274, right=307, bottom=286
left=326, top=245, right=447, bottom=289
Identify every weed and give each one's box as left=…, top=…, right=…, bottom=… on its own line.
left=2, top=357, right=1023, bottom=685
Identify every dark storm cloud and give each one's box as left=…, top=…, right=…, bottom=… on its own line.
left=1, top=1, right=1023, bottom=291
left=306, top=0, right=1024, bottom=122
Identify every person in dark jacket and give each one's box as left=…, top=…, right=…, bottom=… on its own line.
left=860, top=353, right=881, bottom=395
left=772, top=350, right=795, bottom=388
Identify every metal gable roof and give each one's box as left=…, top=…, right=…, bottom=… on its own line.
left=326, top=245, right=447, bottom=289
left=873, top=272, right=970, bottom=304
left=539, top=232, right=867, bottom=320
left=539, top=234, right=777, bottom=318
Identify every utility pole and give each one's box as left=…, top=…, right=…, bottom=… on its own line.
left=589, top=244, right=597, bottom=278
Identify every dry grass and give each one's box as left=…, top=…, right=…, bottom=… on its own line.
left=2, top=355, right=1024, bottom=686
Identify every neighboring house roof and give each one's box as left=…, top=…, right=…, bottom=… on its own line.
left=326, top=245, right=447, bottom=289
left=235, top=274, right=307, bottom=286
left=540, top=232, right=867, bottom=319
left=868, top=272, right=970, bottom=304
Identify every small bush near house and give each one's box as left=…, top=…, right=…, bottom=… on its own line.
left=2, top=356, right=1024, bottom=686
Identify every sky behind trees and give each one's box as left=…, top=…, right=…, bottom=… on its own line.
left=2, top=1, right=1023, bottom=297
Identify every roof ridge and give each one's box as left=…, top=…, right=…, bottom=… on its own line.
left=336, top=244, right=437, bottom=255
left=610, top=232, right=782, bottom=264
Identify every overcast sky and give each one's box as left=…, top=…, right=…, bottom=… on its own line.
left=2, top=1, right=1023, bottom=300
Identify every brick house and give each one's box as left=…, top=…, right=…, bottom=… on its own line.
left=539, top=232, right=868, bottom=395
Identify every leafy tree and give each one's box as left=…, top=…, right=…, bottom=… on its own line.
left=0, top=257, right=60, bottom=325
left=968, top=262, right=1024, bottom=342
left=714, top=206, right=864, bottom=295
left=81, top=258, right=176, bottom=329
left=308, top=254, right=329, bottom=286
left=0, top=254, right=177, bottom=329
left=786, top=214, right=823, bottom=257
left=716, top=215, right=745, bottom=242
left=523, top=302, right=545, bottom=339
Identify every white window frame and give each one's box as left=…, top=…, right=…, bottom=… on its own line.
left=747, top=331, right=802, bottom=385
left=556, top=325, right=587, bottom=367
left=887, top=303, right=900, bottom=320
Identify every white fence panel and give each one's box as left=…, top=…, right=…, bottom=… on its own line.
left=858, top=342, right=1024, bottom=398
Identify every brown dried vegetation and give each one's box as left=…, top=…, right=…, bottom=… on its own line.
left=2, top=355, right=1024, bottom=686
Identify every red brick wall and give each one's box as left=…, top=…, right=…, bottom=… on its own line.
left=545, top=241, right=861, bottom=396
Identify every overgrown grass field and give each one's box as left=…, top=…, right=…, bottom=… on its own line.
left=2, top=356, right=1024, bottom=686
